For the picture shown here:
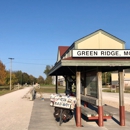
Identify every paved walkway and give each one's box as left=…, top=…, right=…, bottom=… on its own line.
left=28, top=98, right=130, bottom=130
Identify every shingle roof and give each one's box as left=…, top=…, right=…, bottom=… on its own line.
left=58, top=46, right=69, bottom=57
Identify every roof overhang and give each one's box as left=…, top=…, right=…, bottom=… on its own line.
left=48, top=57, right=130, bottom=76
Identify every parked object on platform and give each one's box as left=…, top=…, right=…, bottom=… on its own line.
left=50, top=93, right=77, bottom=126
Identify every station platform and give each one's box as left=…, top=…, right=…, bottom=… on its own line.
left=28, top=98, right=130, bottom=130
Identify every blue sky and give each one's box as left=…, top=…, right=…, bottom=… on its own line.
left=0, top=0, right=130, bottom=78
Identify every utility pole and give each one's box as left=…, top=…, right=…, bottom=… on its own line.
left=8, top=58, right=14, bottom=91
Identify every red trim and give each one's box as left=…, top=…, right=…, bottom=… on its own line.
left=88, top=116, right=112, bottom=120
left=63, top=57, right=130, bottom=61
left=76, top=107, right=82, bottom=127
left=120, top=106, right=125, bottom=126
left=98, top=106, right=103, bottom=127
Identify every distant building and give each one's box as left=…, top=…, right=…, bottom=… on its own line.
left=52, top=76, right=65, bottom=86
left=111, top=69, right=130, bottom=87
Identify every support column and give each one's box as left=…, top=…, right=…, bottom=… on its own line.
left=118, top=68, right=125, bottom=126
left=83, top=72, right=86, bottom=95
left=76, top=72, right=81, bottom=127
left=97, top=71, right=103, bottom=127
left=83, top=72, right=88, bottom=107
left=56, top=75, right=58, bottom=94
left=65, top=76, right=67, bottom=94
left=65, top=76, right=69, bottom=94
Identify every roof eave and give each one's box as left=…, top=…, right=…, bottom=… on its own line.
left=48, top=61, right=62, bottom=76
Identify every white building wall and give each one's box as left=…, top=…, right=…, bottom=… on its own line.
left=52, top=76, right=65, bottom=86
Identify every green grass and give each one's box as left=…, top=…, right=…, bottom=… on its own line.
left=102, top=88, right=130, bottom=93
left=40, top=84, right=55, bottom=87
left=40, top=84, right=64, bottom=88
left=0, top=86, right=9, bottom=90
left=36, top=87, right=65, bottom=93
left=0, top=85, right=65, bottom=96
left=0, top=86, right=23, bottom=96
left=0, top=89, right=16, bottom=96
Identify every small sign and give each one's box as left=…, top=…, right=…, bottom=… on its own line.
left=50, top=94, right=77, bottom=109
left=73, top=49, right=130, bottom=57
left=54, top=101, right=71, bottom=109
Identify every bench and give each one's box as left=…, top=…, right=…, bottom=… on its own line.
left=81, top=94, right=112, bottom=120
left=81, top=105, right=98, bottom=118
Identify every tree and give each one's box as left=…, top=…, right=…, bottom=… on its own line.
left=44, top=65, right=53, bottom=84
left=44, top=76, right=52, bottom=85
left=13, top=71, right=23, bottom=85
left=37, top=76, right=44, bottom=84
left=29, top=75, right=37, bottom=85
left=5, top=71, right=10, bottom=85
left=102, top=72, right=111, bottom=85
left=11, top=73, right=18, bottom=85
left=22, top=72, right=30, bottom=85
left=44, top=65, right=53, bottom=76
left=0, top=61, right=6, bottom=85
left=5, top=71, right=18, bottom=85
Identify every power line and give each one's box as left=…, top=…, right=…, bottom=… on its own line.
left=13, top=61, right=53, bottom=65
left=12, top=58, right=56, bottom=61
left=1, top=58, right=56, bottom=60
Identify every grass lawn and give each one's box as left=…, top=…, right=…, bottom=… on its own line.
left=0, top=85, right=65, bottom=96
left=0, top=89, right=17, bottom=96
left=0, top=86, right=23, bottom=96
left=36, top=87, right=65, bottom=93
left=41, top=84, right=55, bottom=87
left=102, top=87, right=130, bottom=93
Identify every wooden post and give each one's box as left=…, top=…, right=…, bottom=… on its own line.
left=97, top=70, right=103, bottom=127
left=83, top=72, right=86, bottom=95
left=56, top=75, right=58, bottom=94
left=65, top=76, right=68, bottom=94
left=76, top=72, right=81, bottom=127
left=83, top=72, right=87, bottom=107
left=118, top=68, right=125, bottom=126
left=66, top=76, right=69, bottom=92
left=64, top=76, right=66, bottom=92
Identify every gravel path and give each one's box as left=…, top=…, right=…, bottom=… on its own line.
left=0, top=87, right=34, bottom=130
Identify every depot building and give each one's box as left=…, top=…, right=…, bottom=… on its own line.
left=48, top=29, right=130, bottom=127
